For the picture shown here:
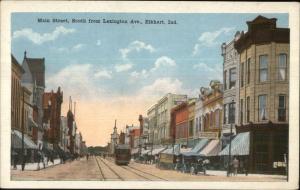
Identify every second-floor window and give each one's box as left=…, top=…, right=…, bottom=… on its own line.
left=229, top=102, right=235, bottom=124
left=215, top=109, right=220, bottom=128
left=224, top=70, right=227, bottom=90
left=258, top=95, right=267, bottom=121
left=247, top=58, right=251, bottom=84
left=229, top=68, right=236, bottom=89
left=278, top=95, right=286, bottom=121
left=241, top=62, right=244, bottom=87
left=259, top=55, right=268, bottom=82
left=246, top=96, right=250, bottom=123
left=240, top=99, right=243, bottom=124
left=278, top=54, right=287, bottom=81
left=223, top=104, right=228, bottom=124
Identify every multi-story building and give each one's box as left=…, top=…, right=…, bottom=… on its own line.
left=147, top=104, right=158, bottom=145
left=187, top=98, right=197, bottom=147
left=194, top=94, right=204, bottom=143
left=171, top=102, right=189, bottom=145
left=156, top=93, right=188, bottom=145
left=21, top=51, right=45, bottom=149
left=221, top=31, right=241, bottom=148
left=11, top=55, right=24, bottom=132
left=200, top=80, right=223, bottom=139
left=234, top=15, right=289, bottom=174
left=60, top=116, right=69, bottom=152
left=67, top=97, right=76, bottom=154
left=42, top=87, right=63, bottom=151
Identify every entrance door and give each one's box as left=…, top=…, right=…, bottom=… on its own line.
left=254, top=133, right=269, bottom=173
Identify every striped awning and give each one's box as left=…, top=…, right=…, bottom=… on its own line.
left=11, top=130, right=38, bottom=149
left=150, top=147, right=167, bottom=155
left=198, top=139, right=221, bottom=156
left=218, top=132, right=250, bottom=156
left=161, top=144, right=180, bottom=155
left=141, top=149, right=151, bottom=155
left=190, top=138, right=210, bottom=153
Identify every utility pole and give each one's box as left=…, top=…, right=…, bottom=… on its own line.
left=21, top=87, right=25, bottom=171
left=227, top=99, right=235, bottom=177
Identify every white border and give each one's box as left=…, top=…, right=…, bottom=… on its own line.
left=1, top=1, right=299, bottom=189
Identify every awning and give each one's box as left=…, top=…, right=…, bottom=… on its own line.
left=198, top=139, right=221, bottom=156
left=182, top=138, right=210, bottom=156
left=149, top=147, right=167, bottom=155
left=180, top=148, right=192, bottom=154
left=11, top=130, right=38, bottom=149
left=141, top=149, right=151, bottom=155
left=218, top=132, right=250, bottom=156
left=161, top=144, right=180, bottom=155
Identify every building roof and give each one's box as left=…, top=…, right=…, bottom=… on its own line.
left=24, top=56, right=45, bottom=87
left=11, top=54, right=25, bottom=74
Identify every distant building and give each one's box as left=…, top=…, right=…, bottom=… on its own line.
left=147, top=104, right=158, bottom=145
left=119, top=131, right=125, bottom=144
left=42, top=87, right=63, bottom=151
left=110, top=120, right=119, bottom=154
left=156, top=93, right=188, bottom=145
left=60, top=116, right=69, bottom=152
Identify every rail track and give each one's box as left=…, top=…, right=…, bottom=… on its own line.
left=105, top=157, right=167, bottom=181
left=95, top=156, right=124, bottom=181
left=94, top=156, right=105, bottom=180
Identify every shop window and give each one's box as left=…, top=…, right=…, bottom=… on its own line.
left=229, top=68, right=236, bottom=89
left=278, top=54, right=287, bottom=81
left=259, top=55, right=268, bottom=82
left=258, top=95, right=267, bottom=121
left=278, top=95, right=286, bottom=121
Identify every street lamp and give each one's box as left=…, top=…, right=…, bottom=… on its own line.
left=227, top=99, right=235, bottom=177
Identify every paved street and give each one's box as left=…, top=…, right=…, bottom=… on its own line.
left=11, top=156, right=286, bottom=181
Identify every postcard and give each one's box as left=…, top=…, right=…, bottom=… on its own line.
left=0, top=1, right=299, bottom=189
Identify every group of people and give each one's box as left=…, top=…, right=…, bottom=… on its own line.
left=228, top=157, right=248, bottom=176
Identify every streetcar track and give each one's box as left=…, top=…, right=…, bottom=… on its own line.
left=120, top=166, right=152, bottom=181
left=96, top=156, right=124, bottom=181
left=105, top=157, right=167, bottom=181
left=126, top=165, right=168, bottom=181
left=94, top=156, right=105, bottom=181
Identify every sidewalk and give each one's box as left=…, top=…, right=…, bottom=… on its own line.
left=206, top=170, right=287, bottom=178
left=10, top=158, right=62, bottom=171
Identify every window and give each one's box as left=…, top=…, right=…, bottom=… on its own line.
left=259, top=55, right=268, bottom=82
left=229, top=102, right=235, bottom=124
left=246, top=96, right=250, bottom=122
left=189, top=120, right=193, bottom=136
left=224, top=70, right=227, bottom=90
left=223, top=104, right=228, bottom=124
left=247, top=58, right=251, bottom=84
left=215, top=109, right=220, bottom=128
left=195, top=117, right=199, bottom=132
left=241, top=62, right=244, bottom=87
left=199, top=117, right=202, bottom=132
left=278, top=54, right=287, bottom=81
left=240, top=99, right=243, bottom=124
left=229, top=68, right=236, bottom=89
left=258, top=95, right=267, bottom=121
left=278, top=95, right=286, bottom=121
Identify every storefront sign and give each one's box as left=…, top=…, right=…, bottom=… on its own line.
left=198, top=132, right=219, bottom=139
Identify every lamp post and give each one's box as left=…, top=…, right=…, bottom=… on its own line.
left=227, top=99, right=235, bottom=177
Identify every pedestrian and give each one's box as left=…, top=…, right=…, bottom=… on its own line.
left=233, top=157, right=239, bottom=176
left=86, top=153, right=89, bottom=161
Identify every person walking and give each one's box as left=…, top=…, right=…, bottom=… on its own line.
left=233, top=157, right=239, bottom=176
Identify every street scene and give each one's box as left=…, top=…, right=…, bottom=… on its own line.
left=10, top=12, right=289, bottom=182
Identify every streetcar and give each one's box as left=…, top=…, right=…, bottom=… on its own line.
left=114, top=144, right=131, bottom=165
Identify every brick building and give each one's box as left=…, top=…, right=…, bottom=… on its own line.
left=234, top=15, right=289, bottom=174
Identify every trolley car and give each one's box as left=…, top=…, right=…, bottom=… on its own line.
left=114, top=144, right=131, bottom=165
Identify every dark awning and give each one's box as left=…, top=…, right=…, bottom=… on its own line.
left=11, top=130, right=38, bottom=149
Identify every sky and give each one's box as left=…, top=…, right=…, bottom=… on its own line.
left=11, top=13, right=288, bottom=146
